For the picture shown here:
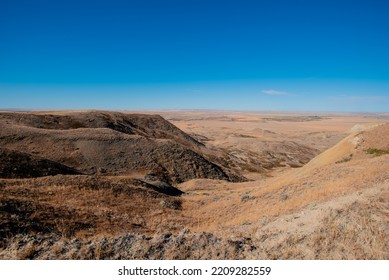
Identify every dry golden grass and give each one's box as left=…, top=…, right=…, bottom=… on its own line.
left=311, top=188, right=389, bottom=259
left=178, top=124, right=389, bottom=233
left=0, top=175, right=189, bottom=245
left=1, top=111, right=389, bottom=259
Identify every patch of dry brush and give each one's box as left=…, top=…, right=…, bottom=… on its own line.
left=311, top=189, right=389, bottom=259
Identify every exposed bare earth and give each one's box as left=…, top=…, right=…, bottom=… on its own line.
left=0, top=110, right=388, bottom=259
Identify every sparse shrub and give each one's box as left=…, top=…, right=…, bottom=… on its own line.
left=97, top=167, right=107, bottom=174
left=54, top=219, right=72, bottom=238
left=280, top=194, right=289, bottom=201
left=159, top=199, right=182, bottom=210
left=335, top=155, right=353, bottom=164
left=259, top=215, right=270, bottom=226
left=241, top=194, right=256, bottom=202
left=366, top=148, right=389, bottom=156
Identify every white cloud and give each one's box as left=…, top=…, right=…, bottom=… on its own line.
left=261, top=89, right=288, bottom=95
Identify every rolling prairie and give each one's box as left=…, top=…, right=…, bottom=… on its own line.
left=1, top=110, right=388, bottom=259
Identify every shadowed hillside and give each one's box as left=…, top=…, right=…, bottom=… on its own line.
left=0, top=148, right=80, bottom=178
left=0, top=111, right=243, bottom=184
left=0, top=111, right=203, bottom=149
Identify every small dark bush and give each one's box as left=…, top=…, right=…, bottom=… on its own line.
left=366, top=148, right=389, bottom=156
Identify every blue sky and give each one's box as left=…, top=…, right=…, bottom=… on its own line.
left=1, top=0, right=389, bottom=112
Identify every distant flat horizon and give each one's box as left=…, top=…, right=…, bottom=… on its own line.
left=1, top=108, right=388, bottom=115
